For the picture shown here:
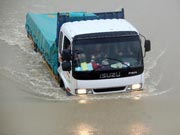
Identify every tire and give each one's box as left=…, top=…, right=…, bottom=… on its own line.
left=33, top=43, right=38, bottom=52
left=59, top=77, right=65, bottom=88
left=66, top=90, right=73, bottom=96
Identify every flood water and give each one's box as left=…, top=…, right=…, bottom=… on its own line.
left=0, top=0, right=180, bottom=135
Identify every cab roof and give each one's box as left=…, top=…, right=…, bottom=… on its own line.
left=61, top=19, right=138, bottom=40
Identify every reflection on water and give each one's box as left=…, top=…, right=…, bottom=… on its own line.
left=130, top=123, right=150, bottom=135
left=74, top=123, right=96, bottom=135
left=78, top=95, right=88, bottom=104
left=78, top=99, right=88, bottom=104
left=131, top=91, right=143, bottom=100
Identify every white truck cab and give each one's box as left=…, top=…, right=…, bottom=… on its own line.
left=58, top=18, right=151, bottom=95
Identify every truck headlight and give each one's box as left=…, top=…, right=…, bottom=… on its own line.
left=132, top=83, right=142, bottom=90
left=75, top=89, right=93, bottom=95
left=128, top=83, right=142, bottom=90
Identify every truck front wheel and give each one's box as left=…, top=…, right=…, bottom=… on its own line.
left=59, top=78, right=64, bottom=88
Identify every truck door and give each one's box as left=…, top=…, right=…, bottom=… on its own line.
left=58, top=33, right=75, bottom=94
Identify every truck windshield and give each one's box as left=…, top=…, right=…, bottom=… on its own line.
left=73, top=35, right=143, bottom=72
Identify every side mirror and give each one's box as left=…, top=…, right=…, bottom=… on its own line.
left=145, top=40, right=151, bottom=52
left=62, top=49, right=71, bottom=61
left=62, top=61, right=71, bottom=71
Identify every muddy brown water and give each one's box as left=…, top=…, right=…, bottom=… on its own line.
left=0, top=0, right=180, bottom=135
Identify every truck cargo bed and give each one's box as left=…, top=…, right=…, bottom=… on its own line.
left=26, top=13, right=58, bottom=75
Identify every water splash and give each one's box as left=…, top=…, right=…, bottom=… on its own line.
left=144, top=48, right=167, bottom=80
left=0, top=65, right=172, bottom=102
left=0, top=10, right=173, bottom=102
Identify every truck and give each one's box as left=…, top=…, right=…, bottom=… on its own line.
left=25, top=8, right=151, bottom=95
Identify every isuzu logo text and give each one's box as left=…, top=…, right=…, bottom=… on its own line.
left=100, top=72, right=121, bottom=79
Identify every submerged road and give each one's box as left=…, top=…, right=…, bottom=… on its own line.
left=0, top=0, right=180, bottom=135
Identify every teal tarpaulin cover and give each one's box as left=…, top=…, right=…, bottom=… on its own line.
left=26, top=13, right=58, bottom=74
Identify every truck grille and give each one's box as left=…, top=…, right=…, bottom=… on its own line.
left=93, top=86, right=126, bottom=93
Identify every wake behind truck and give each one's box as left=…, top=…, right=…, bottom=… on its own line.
left=25, top=9, right=151, bottom=95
